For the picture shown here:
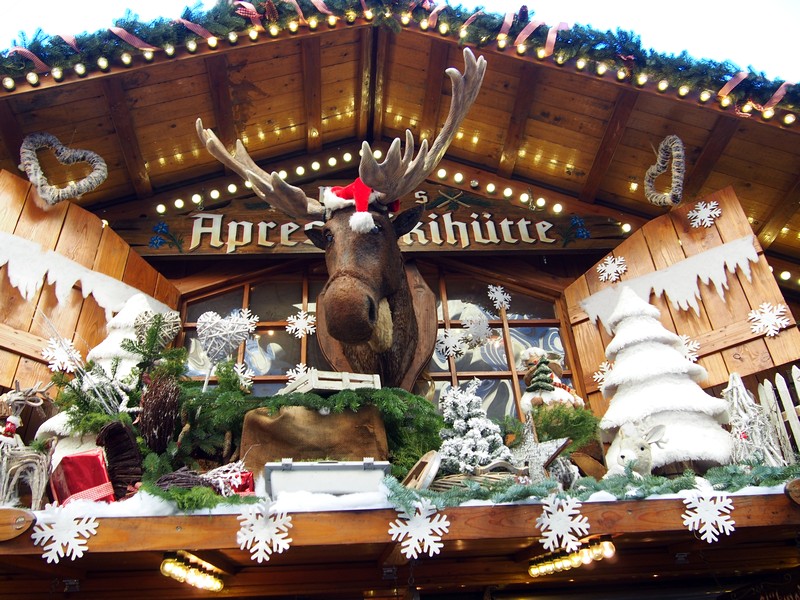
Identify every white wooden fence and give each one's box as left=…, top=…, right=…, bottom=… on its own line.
left=756, top=365, right=800, bottom=465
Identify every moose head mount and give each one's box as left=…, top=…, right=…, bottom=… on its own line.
left=196, top=47, right=487, bottom=389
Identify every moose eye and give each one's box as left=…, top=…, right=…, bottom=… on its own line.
left=370, top=224, right=383, bottom=234
left=324, top=230, right=334, bottom=243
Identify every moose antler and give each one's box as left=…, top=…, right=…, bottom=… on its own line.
left=359, top=47, right=486, bottom=205
left=195, top=119, right=325, bottom=220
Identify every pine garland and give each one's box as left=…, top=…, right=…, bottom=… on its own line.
left=0, top=1, right=796, bottom=111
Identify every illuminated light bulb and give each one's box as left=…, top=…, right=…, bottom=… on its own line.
left=191, top=193, right=202, bottom=204
left=621, top=223, right=632, bottom=233
left=25, top=71, right=39, bottom=86
left=720, top=95, right=732, bottom=108
left=294, top=165, right=305, bottom=176
left=783, top=113, right=796, bottom=125
left=419, top=18, right=429, bottom=30
left=74, top=62, right=87, bottom=77
left=311, top=160, right=321, bottom=171
left=207, top=36, right=218, bottom=49
left=244, top=180, right=252, bottom=188
left=657, top=79, right=669, bottom=92
left=741, top=102, right=753, bottom=113
left=96, top=56, right=109, bottom=71
left=516, top=43, right=528, bottom=55
left=497, top=34, right=507, bottom=49
left=308, top=17, right=319, bottom=30
left=2, top=76, right=15, bottom=91
left=629, top=181, right=639, bottom=192
left=209, top=189, right=221, bottom=199
left=269, top=23, right=281, bottom=36
left=486, top=183, right=496, bottom=193
left=174, top=198, right=185, bottom=209
left=636, top=73, right=648, bottom=86
left=248, top=28, right=259, bottom=41
left=51, top=67, right=64, bottom=81
left=101, top=219, right=109, bottom=228
left=470, top=179, right=479, bottom=189
left=364, top=8, right=374, bottom=20
left=590, top=544, right=604, bottom=561
left=575, top=57, right=587, bottom=70
left=459, top=27, right=467, bottom=39
left=536, top=47, right=547, bottom=59
left=453, top=172, right=464, bottom=183
left=345, top=11, right=357, bottom=24
left=143, top=49, right=154, bottom=61
left=343, top=152, right=353, bottom=162
left=401, top=13, right=411, bottom=26
left=327, top=14, right=337, bottom=27
left=552, top=203, right=563, bottom=213
left=164, top=43, right=176, bottom=56
left=288, top=21, right=299, bottom=33
left=228, top=31, right=239, bottom=44
left=519, top=192, right=530, bottom=203
left=535, top=197, right=546, bottom=208
left=503, top=187, right=513, bottom=198
left=373, top=149, right=383, bottom=159
left=186, top=39, right=198, bottom=53
left=595, top=62, right=607, bottom=76
left=780, top=270, right=791, bottom=280
left=569, top=553, right=583, bottom=567
left=699, top=89, right=712, bottom=102
left=762, top=107, right=775, bottom=120
left=555, top=53, right=566, bottom=65
left=601, top=540, right=616, bottom=558
left=327, top=156, right=337, bottom=167
left=438, top=22, right=449, bottom=35
left=616, top=68, right=627, bottom=80
left=278, top=169, right=288, bottom=179
left=227, top=183, right=237, bottom=193
left=528, top=565, right=540, bottom=577
left=156, top=203, right=166, bottom=214
left=579, top=548, right=592, bottom=564
left=437, top=168, right=447, bottom=179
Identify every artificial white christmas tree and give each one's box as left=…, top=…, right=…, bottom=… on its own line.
left=438, top=379, right=512, bottom=475
left=600, top=287, right=733, bottom=473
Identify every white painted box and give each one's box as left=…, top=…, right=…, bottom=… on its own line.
left=263, top=458, right=391, bottom=496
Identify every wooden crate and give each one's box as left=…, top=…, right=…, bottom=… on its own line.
left=276, top=370, right=381, bottom=396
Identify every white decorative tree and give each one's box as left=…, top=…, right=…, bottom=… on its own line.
left=438, top=379, right=512, bottom=475
left=600, top=287, right=733, bottom=472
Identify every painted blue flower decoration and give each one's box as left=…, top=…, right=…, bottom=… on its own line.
left=149, top=221, right=184, bottom=252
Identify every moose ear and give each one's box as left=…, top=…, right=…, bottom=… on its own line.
left=305, top=228, right=328, bottom=250
left=392, top=204, right=424, bottom=238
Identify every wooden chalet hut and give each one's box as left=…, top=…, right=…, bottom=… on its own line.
left=2, top=3, right=800, bottom=599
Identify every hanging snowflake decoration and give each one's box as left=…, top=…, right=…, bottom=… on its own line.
left=31, top=504, right=99, bottom=563
left=286, top=362, right=315, bottom=382
left=535, top=493, right=590, bottom=552
left=41, top=337, right=82, bottom=373
left=285, top=310, right=316, bottom=338
left=236, top=500, right=293, bottom=563
left=679, top=334, right=700, bottom=362
left=436, top=329, right=467, bottom=358
left=747, top=302, right=791, bottom=337
left=592, top=361, right=613, bottom=391
left=462, top=311, right=492, bottom=347
left=487, top=285, right=511, bottom=311
left=682, top=490, right=735, bottom=543
left=388, top=498, right=450, bottom=559
left=597, top=255, right=627, bottom=283
left=196, top=309, right=259, bottom=363
left=687, top=200, right=722, bottom=228
left=233, top=362, right=255, bottom=391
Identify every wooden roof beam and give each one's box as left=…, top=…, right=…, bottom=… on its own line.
left=683, top=115, right=739, bottom=200
left=371, top=27, right=390, bottom=142
left=757, top=169, right=800, bottom=249
left=204, top=54, right=238, bottom=151
left=301, top=36, right=323, bottom=154
left=356, top=28, right=374, bottom=139
left=418, top=38, right=451, bottom=144
left=101, top=78, right=152, bottom=198
left=578, top=89, right=638, bottom=204
left=497, top=64, right=540, bottom=179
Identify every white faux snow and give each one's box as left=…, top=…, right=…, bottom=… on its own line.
left=581, top=235, right=759, bottom=333
left=535, top=494, right=590, bottom=552
left=388, top=499, right=450, bottom=559
left=285, top=310, right=316, bottom=338
left=596, top=255, right=627, bottom=283
left=687, top=200, right=722, bottom=228
left=487, top=285, right=511, bottom=310
left=747, top=302, right=791, bottom=337
left=681, top=490, right=735, bottom=543
left=236, top=500, right=293, bottom=563
left=31, top=503, right=99, bottom=563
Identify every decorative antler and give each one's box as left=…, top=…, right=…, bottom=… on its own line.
left=195, top=118, right=325, bottom=220
left=359, top=47, right=487, bottom=205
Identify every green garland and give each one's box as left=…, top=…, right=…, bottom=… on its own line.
left=1, top=1, right=796, bottom=111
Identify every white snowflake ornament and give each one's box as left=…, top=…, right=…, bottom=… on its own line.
left=41, top=337, right=82, bottom=373
left=286, top=362, right=315, bottom=382
left=236, top=500, right=293, bottom=563
left=435, top=329, right=467, bottom=359
left=233, top=362, right=255, bottom=391
left=535, top=493, right=590, bottom=552
left=679, top=334, right=700, bottom=362
left=462, top=312, right=492, bottom=347
left=388, top=499, right=450, bottom=559
left=747, top=302, right=791, bottom=337
left=597, top=255, right=627, bottom=283
left=687, top=200, right=722, bottom=228
left=592, top=361, right=613, bottom=391
left=31, top=503, right=99, bottom=563
left=682, top=490, right=735, bottom=543
left=488, top=285, right=511, bottom=310
left=285, top=310, right=316, bottom=338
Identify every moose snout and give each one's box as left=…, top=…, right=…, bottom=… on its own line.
left=324, top=275, right=378, bottom=343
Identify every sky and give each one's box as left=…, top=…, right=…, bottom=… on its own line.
left=0, top=0, right=798, bottom=83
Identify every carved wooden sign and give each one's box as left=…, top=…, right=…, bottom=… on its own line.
left=112, top=181, right=625, bottom=257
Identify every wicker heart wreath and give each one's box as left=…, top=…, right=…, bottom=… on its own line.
left=134, top=310, right=182, bottom=351
left=196, top=310, right=259, bottom=364
left=644, top=134, right=685, bottom=207
left=18, top=132, right=108, bottom=206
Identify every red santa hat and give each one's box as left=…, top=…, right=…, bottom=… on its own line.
left=320, top=177, right=398, bottom=233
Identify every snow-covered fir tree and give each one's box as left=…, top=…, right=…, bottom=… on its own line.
left=438, top=379, right=512, bottom=475
left=600, top=287, right=733, bottom=472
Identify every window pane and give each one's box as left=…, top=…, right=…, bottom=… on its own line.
left=506, top=293, right=556, bottom=319
left=443, top=280, right=498, bottom=320
left=185, top=288, right=244, bottom=322
left=183, top=332, right=235, bottom=377
left=249, top=281, right=303, bottom=321
left=509, top=326, right=565, bottom=370
left=307, top=280, right=326, bottom=314
left=306, top=334, right=333, bottom=371
left=245, top=330, right=300, bottom=375
left=452, top=331, right=508, bottom=371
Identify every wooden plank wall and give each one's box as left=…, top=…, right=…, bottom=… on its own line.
left=0, top=170, right=180, bottom=405
left=563, top=187, right=800, bottom=417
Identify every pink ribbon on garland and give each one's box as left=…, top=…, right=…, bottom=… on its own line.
left=427, top=4, right=447, bottom=27
left=499, top=12, right=515, bottom=36
left=462, top=10, right=484, bottom=28
left=359, top=0, right=368, bottom=10
left=282, top=0, right=307, bottom=24
left=109, top=26, right=158, bottom=51
left=760, top=81, right=794, bottom=110
left=309, top=0, right=333, bottom=15
left=543, top=22, right=569, bottom=56
left=234, top=1, right=263, bottom=28
left=6, top=47, right=49, bottom=72
left=173, top=18, right=215, bottom=40
left=717, top=70, right=748, bottom=98
left=56, top=34, right=81, bottom=53
left=513, top=19, right=543, bottom=46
